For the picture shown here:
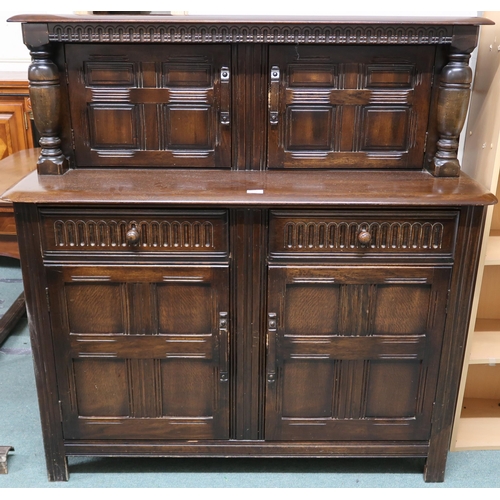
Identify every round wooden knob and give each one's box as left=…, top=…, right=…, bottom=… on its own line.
left=126, top=227, right=140, bottom=246
left=357, top=229, right=372, bottom=245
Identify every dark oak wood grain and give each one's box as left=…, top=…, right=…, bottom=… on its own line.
left=3, top=14, right=496, bottom=483
left=7, top=14, right=495, bottom=25
left=3, top=161, right=495, bottom=207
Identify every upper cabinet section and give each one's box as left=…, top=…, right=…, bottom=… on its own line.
left=8, top=14, right=493, bottom=175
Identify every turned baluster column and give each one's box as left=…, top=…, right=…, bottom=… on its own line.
left=24, top=24, right=68, bottom=175
left=428, top=27, right=478, bottom=177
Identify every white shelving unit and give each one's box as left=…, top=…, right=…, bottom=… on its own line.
left=451, top=11, right=500, bottom=452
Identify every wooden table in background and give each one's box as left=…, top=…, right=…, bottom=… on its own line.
left=0, top=148, right=38, bottom=345
left=0, top=73, right=35, bottom=346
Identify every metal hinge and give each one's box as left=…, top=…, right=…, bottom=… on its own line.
left=45, top=288, right=50, bottom=312
left=446, top=287, right=451, bottom=314
left=423, top=132, right=428, bottom=153
left=267, top=312, right=277, bottom=349
left=58, top=400, right=64, bottom=423
left=220, top=67, right=230, bottom=82
left=71, top=129, right=76, bottom=150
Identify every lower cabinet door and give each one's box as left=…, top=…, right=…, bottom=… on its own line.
left=47, top=264, right=230, bottom=440
left=265, top=265, right=451, bottom=441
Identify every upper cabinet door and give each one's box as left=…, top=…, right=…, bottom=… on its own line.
left=267, top=46, right=434, bottom=170
left=66, top=44, right=231, bottom=168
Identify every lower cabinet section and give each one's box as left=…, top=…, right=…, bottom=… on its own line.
left=43, top=218, right=452, bottom=445
left=15, top=204, right=485, bottom=482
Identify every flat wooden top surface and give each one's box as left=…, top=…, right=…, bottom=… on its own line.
left=7, top=14, right=494, bottom=26
left=1, top=150, right=496, bottom=208
left=0, top=149, right=37, bottom=204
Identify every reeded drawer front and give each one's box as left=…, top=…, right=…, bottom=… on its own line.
left=269, top=210, right=459, bottom=257
left=40, top=208, right=228, bottom=255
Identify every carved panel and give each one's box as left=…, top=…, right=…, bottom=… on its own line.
left=160, top=360, right=215, bottom=417
left=284, top=281, right=340, bottom=335
left=285, top=221, right=444, bottom=250
left=40, top=209, right=228, bottom=254
left=64, top=282, right=125, bottom=334
left=365, top=360, right=424, bottom=417
left=288, top=64, right=337, bottom=86
left=269, top=210, right=458, bottom=256
left=48, top=22, right=453, bottom=45
left=360, top=106, right=411, bottom=151
left=163, top=63, right=212, bottom=86
left=286, top=107, right=335, bottom=151
left=85, top=62, right=136, bottom=86
left=280, top=357, right=427, bottom=421
left=89, top=104, right=139, bottom=149
left=128, top=359, right=162, bottom=418
left=157, top=282, right=212, bottom=335
left=373, top=285, right=433, bottom=335
left=365, top=64, right=414, bottom=87
left=72, top=358, right=129, bottom=417
left=164, top=105, right=212, bottom=150
left=53, top=219, right=216, bottom=249
left=282, top=359, right=336, bottom=418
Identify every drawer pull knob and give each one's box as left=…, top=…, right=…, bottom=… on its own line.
left=126, top=227, right=140, bottom=246
left=358, top=229, right=372, bottom=245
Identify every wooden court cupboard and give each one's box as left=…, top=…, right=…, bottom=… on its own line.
left=3, top=14, right=496, bottom=482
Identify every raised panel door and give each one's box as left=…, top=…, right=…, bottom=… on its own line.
left=66, top=44, right=231, bottom=168
left=46, top=264, right=230, bottom=440
left=265, top=265, right=451, bottom=441
left=268, top=46, right=434, bottom=169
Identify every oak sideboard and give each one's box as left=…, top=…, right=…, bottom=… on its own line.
left=2, top=13, right=496, bottom=482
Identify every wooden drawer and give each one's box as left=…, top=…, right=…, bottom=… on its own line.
left=39, top=208, right=228, bottom=255
left=269, top=210, right=459, bottom=257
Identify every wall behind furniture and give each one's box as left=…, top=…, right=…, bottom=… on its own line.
left=0, top=1, right=479, bottom=72
left=1, top=11, right=39, bottom=72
